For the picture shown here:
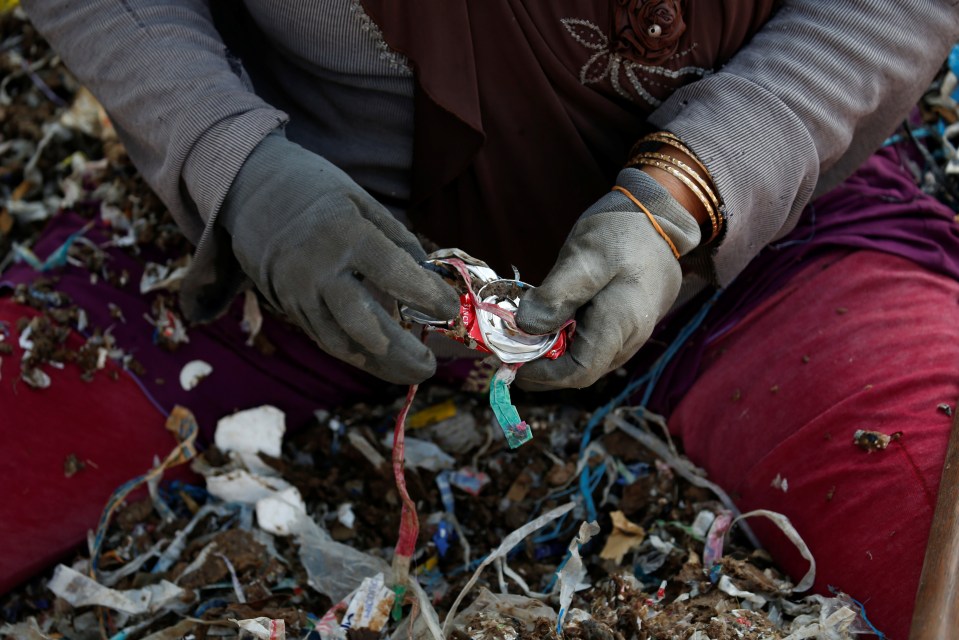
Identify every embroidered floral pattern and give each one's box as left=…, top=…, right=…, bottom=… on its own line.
left=348, top=0, right=412, bottom=75
left=562, top=16, right=706, bottom=107
left=613, top=0, right=686, bottom=64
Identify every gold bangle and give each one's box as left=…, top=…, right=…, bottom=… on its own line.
left=633, top=132, right=727, bottom=242
left=632, top=157, right=720, bottom=243
left=611, top=185, right=681, bottom=259
left=628, top=151, right=720, bottom=211
left=638, top=132, right=713, bottom=180
left=630, top=152, right=721, bottom=241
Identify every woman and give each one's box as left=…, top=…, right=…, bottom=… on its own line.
left=7, top=1, right=959, bottom=635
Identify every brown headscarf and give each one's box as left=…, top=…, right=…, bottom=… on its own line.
left=361, top=1, right=778, bottom=282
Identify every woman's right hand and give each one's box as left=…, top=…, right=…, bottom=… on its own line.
left=219, top=132, right=459, bottom=384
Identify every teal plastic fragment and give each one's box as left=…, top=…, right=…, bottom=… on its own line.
left=489, top=366, right=532, bottom=449
left=13, top=223, right=91, bottom=272
left=391, top=584, right=407, bottom=621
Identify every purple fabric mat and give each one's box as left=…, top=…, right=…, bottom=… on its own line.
left=1, top=214, right=388, bottom=440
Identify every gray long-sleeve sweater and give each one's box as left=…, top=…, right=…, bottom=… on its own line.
left=19, top=0, right=959, bottom=301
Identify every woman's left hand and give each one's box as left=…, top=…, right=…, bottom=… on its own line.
left=515, top=168, right=701, bottom=389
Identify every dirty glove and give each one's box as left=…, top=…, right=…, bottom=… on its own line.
left=218, top=131, right=459, bottom=384
left=515, top=168, right=701, bottom=389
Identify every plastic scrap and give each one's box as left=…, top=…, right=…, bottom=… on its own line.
left=599, top=510, right=645, bottom=563
left=12, top=221, right=92, bottom=272
left=607, top=409, right=760, bottom=549
left=255, top=486, right=307, bottom=536
left=733, top=509, right=816, bottom=593
left=346, top=429, right=387, bottom=469
left=771, top=473, right=789, bottom=492
left=447, top=466, right=491, bottom=496
left=556, top=520, right=601, bottom=633
left=231, top=617, right=286, bottom=640
left=214, top=405, right=285, bottom=472
left=0, top=617, right=53, bottom=640
left=718, top=574, right=768, bottom=608
left=58, top=87, right=115, bottom=139
left=417, top=410, right=483, bottom=455
left=406, top=576, right=445, bottom=640
left=401, top=249, right=574, bottom=449
left=139, top=620, right=197, bottom=640
left=382, top=432, right=455, bottom=472
left=336, top=502, right=356, bottom=529
left=139, top=259, right=189, bottom=295
left=339, top=573, right=394, bottom=633
left=315, top=593, right=351, bottom=640
left=391, top=383, right=422, bottom=586
left=47, top=565, right=187, bottom=616
left=218, top=553, right=247, bottom=603
left=178, top=359, right=212, bottom=391
left=99, top=540, right=164, bottom=587
left=448, top=588, right=557, bottom=639
left=490, top=364, right=533, bottom=449
left=435, top=470, right=456, bottom=514
left=146, top=302, right=189, bottom=350
left=401, top=250, right=573, bottom=364
left=782, top=591, right=881, bottom=640
left=152, top=504, right=237, bottom=574
left=407, top=399, right=457, bottom=429
left=690, top=509, right=716, bottom=539
left=432, top=520, right=454, bottom=557
left=442, top=501, right=576, bottom=635
left=703, top=510, right=733, bottom=577
left=241, top=289, right=263, bottom=347
left=294, top=513, right=391, bottom=603
left=197, top=406, right=308, bottom=534
left=90, top=407, right=198, bottom=577
left=204, top=469, right=292, bottom=504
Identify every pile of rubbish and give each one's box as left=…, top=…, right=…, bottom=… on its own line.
left=14, top=5, right=959, bottom=639
left=1, top=396, right=881, bottom=640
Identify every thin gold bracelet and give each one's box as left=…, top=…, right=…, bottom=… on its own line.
left=638, top=132, right=713, bottom=180
left=611, top=185, right=681, bottom=259
left=629, top=151, right=720, bottom=211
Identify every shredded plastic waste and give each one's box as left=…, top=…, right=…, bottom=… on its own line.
left=555, top=520, right=600, bottom=633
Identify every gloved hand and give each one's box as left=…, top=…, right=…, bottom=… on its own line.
left=515, top=168, right=701, bottom=389
left=218, top=131, right=459, bottom=384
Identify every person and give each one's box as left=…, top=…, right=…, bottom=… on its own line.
left=5, top=1, right=959, bottom=635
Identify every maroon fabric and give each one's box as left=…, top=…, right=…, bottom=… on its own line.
left=669, top=250, right=959, bottom=638
left=0, top=298, right=197, bottom=592
left=361, top=1, right=777, bottom=281
left=645, top=144, right=959, bottom=417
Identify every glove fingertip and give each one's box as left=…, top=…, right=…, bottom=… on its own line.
left=378, top=355, right=436, bottom=385
left=516, top=296, right=563, bottom=335
left=405, top=350, right=438, bottom=384
left=413, top=272, right=461, bottom=321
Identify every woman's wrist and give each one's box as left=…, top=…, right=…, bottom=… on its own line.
left=627, top=132, right=725, bottom=245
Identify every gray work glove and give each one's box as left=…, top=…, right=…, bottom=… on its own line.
left=515, top=168, right=702, bottom=389
left=218, top=131, right=459, bottom=384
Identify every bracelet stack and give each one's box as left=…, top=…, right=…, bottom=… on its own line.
left=626, top=131, right=725, bottom=244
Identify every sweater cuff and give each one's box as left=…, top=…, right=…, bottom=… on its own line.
left=177, top=109, right=287, bottom=324
left=647, top=72, right=819, bottom=286
left=181, top=107, right=289, bottom=226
